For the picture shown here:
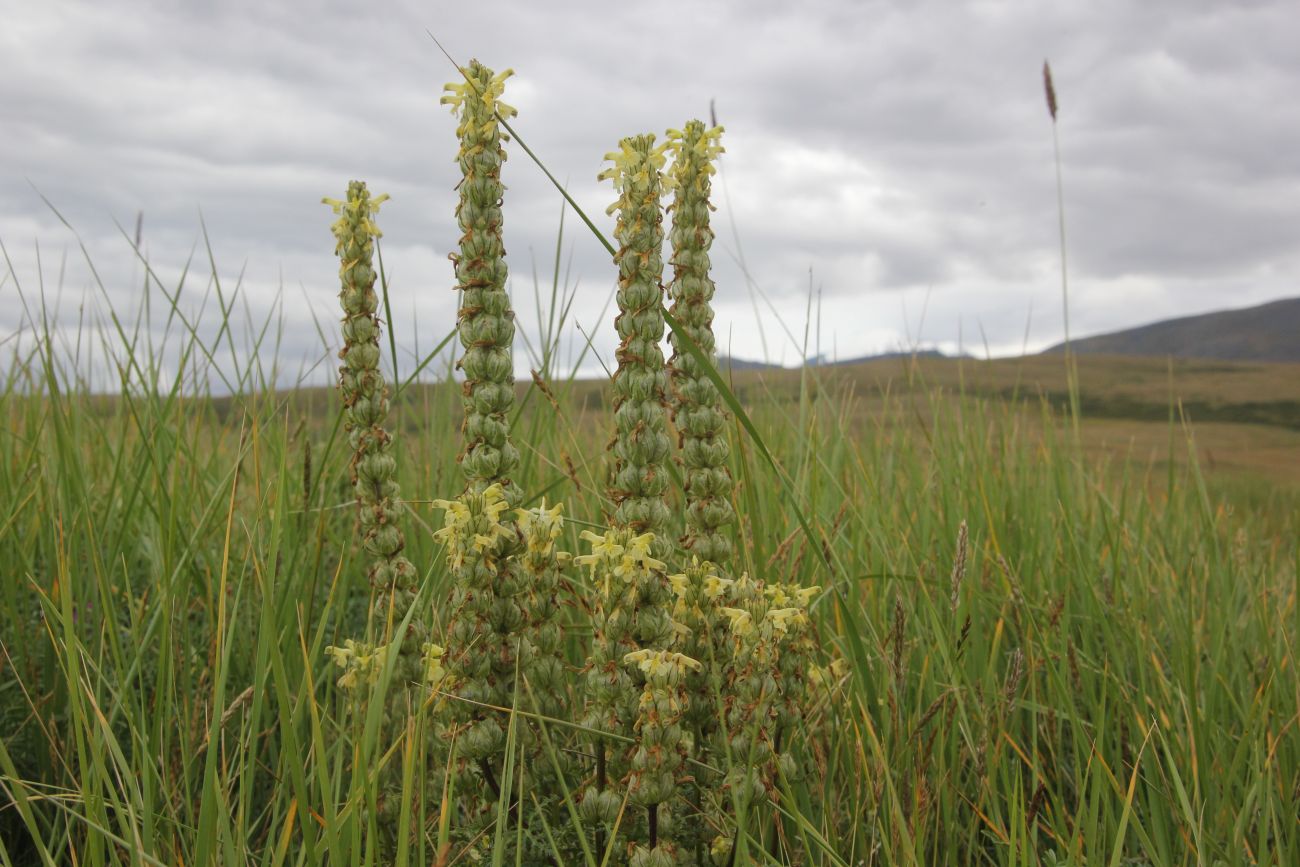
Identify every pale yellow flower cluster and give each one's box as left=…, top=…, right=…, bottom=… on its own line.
left=322, top=192, right=390, bottom=261
left=597, top=137, right=671, bottom=214
left=764, top=583, right=820, bottom=608
left=720, top=606, right=753, bottom=637
left=517, top=498, right=565, bottom=556
left=719, top=583, right=821, bottom=637
left=432, top=483, right=513, bottom=569
left=439, top=66, right=517, bottom=123
left=324, top=638, right=390, bottom=690
left=623, top=648, right=702, bottom=683
left=664, top=123, right=725, bottom=187
left=667, top=560, right=735, bottom=613
left=575, top=528, right=665, bottom=595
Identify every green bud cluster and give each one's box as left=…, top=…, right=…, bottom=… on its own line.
left=441, top=61, right=521, bottom=499
left=581, top=134, right=686, bottom=853
left=712, top=578, right=821, bottom=854
left=514, top=500, right=577, bottom=857
left=599, top=134, right=674, bottom=559
left=624, top=648, right=700, bottom=864
left=324, top=183, right=436, bottom=850
left=318, top=76, right=847, bottom=865
left=516, top=500, right=570, bottom=720
left=436, top=62, right=527, bottom=777
left=665, top=122, right=734, bottom=569
left=431, top=484, right=524, bottom=760
left=667, top=558, right=735, bottom=854
left=430, top=485, right=575, bottom=859
left=437, top=64, right=579, bottom=861
left=764, top=583, right=822, bottom=741
left=576, top=528, right=677, bottom=832
left=324, top=182, right=423, bottom=682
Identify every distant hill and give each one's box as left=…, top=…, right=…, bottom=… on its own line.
left=809, top=349, right=950, bottom=367
left=1043, top=297, right=1300, bottom=362
left=716, top=355, right=776, bottom=371
left=718, top=349, right=950, bottom=371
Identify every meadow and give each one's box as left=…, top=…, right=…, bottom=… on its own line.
left=1, top=63, right=1298, bottom=867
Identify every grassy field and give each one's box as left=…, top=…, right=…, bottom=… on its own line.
left=642, top=351, right=1300, bottom=487
left=273, top=350, right=1300, bottom=491
left=1, top=292, right=1297, bottom=865
left=739, top=353, right=1300, bottom=497
left=2, top=71, right=1297, bottom=862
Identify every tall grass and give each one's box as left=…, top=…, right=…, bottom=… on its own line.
left=2, top=75, right=1298, bottom=861
left=1, top=232, right=1296, bottom=864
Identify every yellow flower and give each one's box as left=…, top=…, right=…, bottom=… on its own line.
left=710, top=835, right=733, bottom=859
left=432, top=499, right=471, bottom=544
left=765, top=584, right=792, bottom=606
left=703, top=575, right=734, bottom=599
left=623, top=648, right=702, bottom=680
left=517, top=498, right=564, bottom=543
left=422, top=643, right=447, bottom=686
left=359, top=643, right=389, bottom=684
left=575, top=529, right=624, bottom=572
left=765, top=607, right=806, bottom=637
left=325, top=639, right=390, bottom=690
left=721, top=607, right=753, bottom=636
left=439, top=83, right=466, bottom=112
left=599, top=137, right=669, bottom=213
left=480, top=483, right=509, bottom=524
left=441, top=67, right=517, bottom=120
left=621, top=532, right=665, bottom=574
left=623, top=648, right=653, bottom=667
left=670, top=619, right=692, bottom=642
left=668, top=573, right=690, bottom=599
left=795, top=585, right=822, bottom=607
left=324, top=639, right=358, bottom=669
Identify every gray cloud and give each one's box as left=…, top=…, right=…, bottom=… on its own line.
left=2, top=0, right=1297, bottom=389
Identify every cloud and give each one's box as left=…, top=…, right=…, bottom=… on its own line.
left=2, top=0, right=1298, bottom=388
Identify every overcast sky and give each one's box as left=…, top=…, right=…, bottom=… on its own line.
left=3, top=0, right=1297, bottom=390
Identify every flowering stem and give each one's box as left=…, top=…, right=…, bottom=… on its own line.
left=599, top=133, right=673, bottom=555
left=442, top=60, right=521, bottom=500
left=324, top=181, right=421, bottom=664
left=666, top=121, right=734, bottom=569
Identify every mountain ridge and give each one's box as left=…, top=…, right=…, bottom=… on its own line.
left=1042, top=296, right=1300, bottom=362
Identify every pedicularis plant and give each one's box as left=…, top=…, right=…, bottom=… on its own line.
left=325, top=60, right=833, bottom=865
left=665, top=121, right=734, bottom=570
